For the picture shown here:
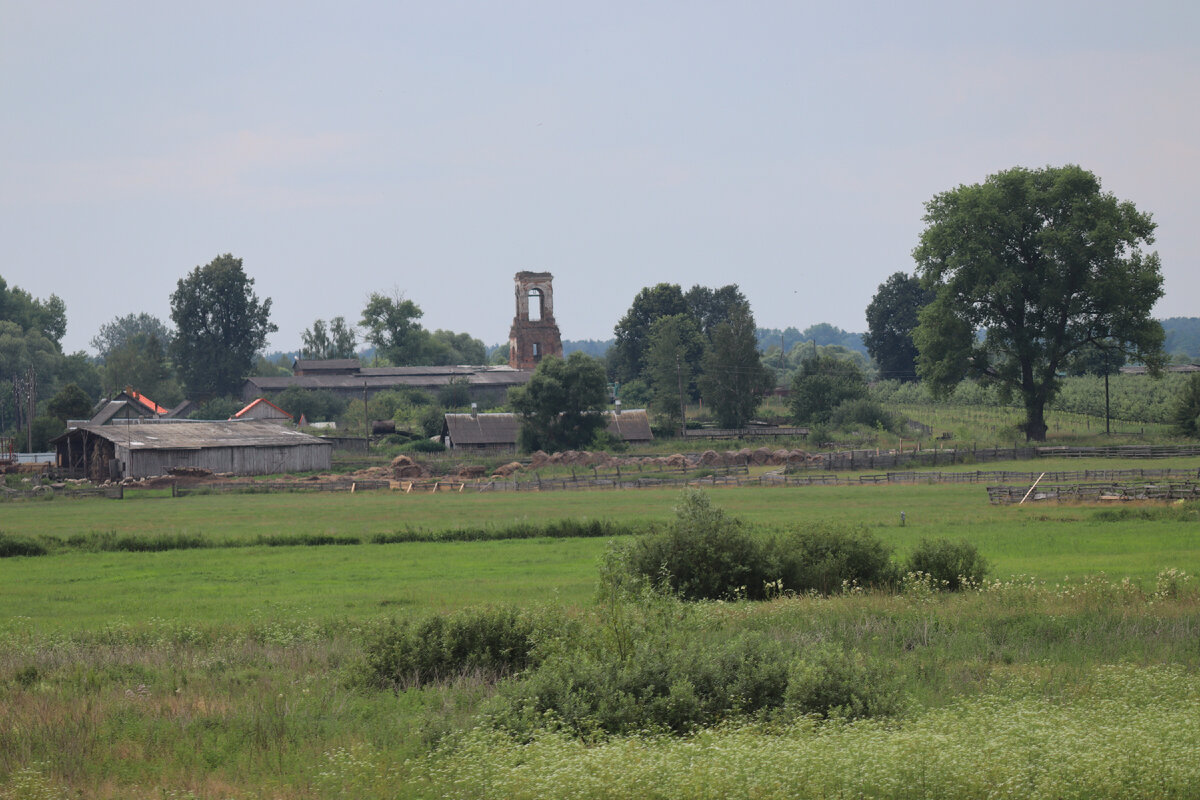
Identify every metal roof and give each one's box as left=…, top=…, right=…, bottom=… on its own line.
left=245, top=366, right=531, bottom=392
left=444, top=413, right=523, bottom=445
left=54, top=420, right=332, bottom=450
left=604, top=409, right=653, bottom=442
left=293, top=358, right=361, bottom=372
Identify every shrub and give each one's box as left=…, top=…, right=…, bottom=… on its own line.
left=621, top=489, right=775, bottom=600
left=905, top=538, right=988, bottom=590
left=361, top=606, right=549, bottom=690
left=774, top=523, right=897, bottom=595
left=785, top=644, right=905, bottom=719
left=485, top=602, right=903, bottom=738
left=0, top=533, right=48, bottom=558
left=401, top=438, right=446, bottom=454
left=828, top=398, right=894, bottom=431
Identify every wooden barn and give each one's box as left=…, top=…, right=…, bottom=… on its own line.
left=442, top=408, right=653, bottom=451
left=53, top=420, right=332, bottom=481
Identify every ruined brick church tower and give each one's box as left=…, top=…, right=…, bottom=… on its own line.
left=508, top=271, right=563, bottom=369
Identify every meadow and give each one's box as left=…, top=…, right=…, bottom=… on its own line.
left=2, top=456, right=1200, bottom=798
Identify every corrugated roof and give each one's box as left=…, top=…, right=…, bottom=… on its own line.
left=444, top=413, right=523, bottom=445
left=605, top=409, right=653, bottom=442
left=293, top=358, right=361, bottom=372
left=55, top=420, right=331, bottom=450
left=245, top=367, right=531, bottom=392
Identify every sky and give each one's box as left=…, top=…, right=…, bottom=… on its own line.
left=2, top=0, right=1198, bottom=356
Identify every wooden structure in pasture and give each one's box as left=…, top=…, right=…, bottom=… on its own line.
left=231, top=397, right=294, bottom=423
left=52, top=420, right=332, bottom=482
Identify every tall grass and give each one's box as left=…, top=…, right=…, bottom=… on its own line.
left=3, top=574, right=1198, bottom=798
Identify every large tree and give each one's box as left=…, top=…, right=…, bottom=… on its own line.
left=788, top=353, right=868, bottom=425
left=170, top=254, right=277, bottom=399
left=609, top=283, right=690, bottom=383
left=697, top=301, right=773, bottom=428
left=863, top=272, right=934, bottom=381
left=509, top=352, right=609, bottom=452
left=360, top=291, right=426, bottom=366
left=913, top=165, right=1165, bottom=441
left=609, top=282, right=747, bottom=385
left=103, top=331, right=181, bottom=404
left=0, top=276, right=66, bottom=349
left=644, top=314, right=704, bottom=430
left=91, top=312, right=172, bottom=363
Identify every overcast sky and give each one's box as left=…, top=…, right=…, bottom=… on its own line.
left=3, top=0, right=1197, bottom=356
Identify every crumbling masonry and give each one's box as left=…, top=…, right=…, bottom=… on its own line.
left=508, top=271, right=563, bottom=369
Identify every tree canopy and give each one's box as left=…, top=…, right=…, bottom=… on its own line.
left=91, top=313, right=171, bottom=363
left=509, top=352, right=609, bottom=452
left=359, top=293, right=486, bottom=366
left=697, top=301, right=773, bottom=428
left=863, top=272, right=933, bottom=381
left=169, top=254, right=277, bottom=399
left=913, top=165, right=1165, bottom=441
left=301, top=316, right=358, bottom=360
left=644, top=314, right=704, bottom=430
left=788, top=353, right=868, bottom=425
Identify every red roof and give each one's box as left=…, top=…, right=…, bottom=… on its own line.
left=231, top=397, right=294, bottom=421
left=126, top=389, right=168, bottom=416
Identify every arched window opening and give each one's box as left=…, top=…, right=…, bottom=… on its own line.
left=528, top=288, right=543, bottom=322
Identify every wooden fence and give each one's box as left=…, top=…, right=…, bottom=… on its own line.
left=987, top=482, right=1200, bottom=504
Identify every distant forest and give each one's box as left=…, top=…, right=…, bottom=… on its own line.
left=1162, top=317, right=1200, bottom=360
left=274, top=318, right=1196, bottom=368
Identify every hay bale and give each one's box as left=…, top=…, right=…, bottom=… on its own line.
left=456, top=465, right=487, bottom=479
left=492, top=461, right=524, bottom=478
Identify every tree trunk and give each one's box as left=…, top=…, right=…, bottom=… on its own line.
left=1023, top=398, right=1048, bottom=442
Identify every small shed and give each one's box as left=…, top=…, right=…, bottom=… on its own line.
left=442, top=412, right=523, bottom=451
left=232, top=397, right=294, bottom=424
left=53, top=420, right=332, bottom=481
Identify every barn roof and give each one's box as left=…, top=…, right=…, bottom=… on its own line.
left=293, top=358, right=361, bottom=373
left=53, top=420, right=331, bottom=451
left=604, top=409, right=653, bottom=442
left=244, top=365, right=531, bottom=393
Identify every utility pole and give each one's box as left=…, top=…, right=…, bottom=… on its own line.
left=677, top=356, right=686, bottom=438
left=1101, top=346, right=1112, bottom=435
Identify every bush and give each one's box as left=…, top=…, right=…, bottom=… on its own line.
left=905, top=538, right=988, bottom=590
left=488, top=631, right=797, bottom=737
left=784, top=644, right=904, bottom=719
left=1171, top=373, right=1200, bottom=437
left=0, top=533, right=48, bottom=558
left=401, top=438, right=446, bottom=454
left=620, top=492, right=898, bottom=600
left=621, top=489, right=775, bottom=600
left=828, top=398, right=894, bottom=431
left=361, top=606, right=549, bottom=690
left=484, top=597, right=904, bottom=738
left=774, top=523, right=898, bottom=595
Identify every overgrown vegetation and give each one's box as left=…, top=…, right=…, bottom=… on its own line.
left=616, top=490, right=908, bottom=600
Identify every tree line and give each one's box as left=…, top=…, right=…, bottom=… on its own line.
left=5, top=163, right=1198, bottom=452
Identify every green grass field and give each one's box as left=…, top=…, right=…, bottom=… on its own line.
left=2, top=456, right=1200, bottom=798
